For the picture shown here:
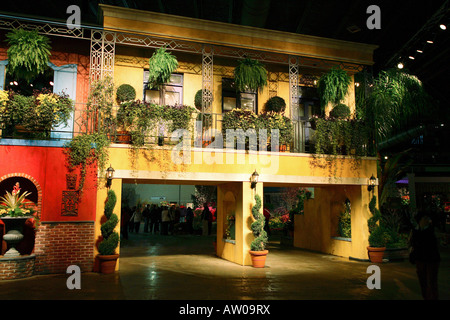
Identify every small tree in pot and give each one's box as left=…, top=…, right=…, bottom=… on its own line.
left=249, top=194, right=268, bottom=267
left=367, top=195, right=389, bottom=263
left=97, top=189, right=120, bottom=273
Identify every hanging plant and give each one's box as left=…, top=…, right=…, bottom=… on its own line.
left=317, top=67, right=351, bottom=111
left=6, top=28, right=51, bottom=83
left=234, top=58, right=268, bottom=92
left=147, top=47, right=178, bottom=89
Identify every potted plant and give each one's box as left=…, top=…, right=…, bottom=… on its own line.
left=1, top=90, right=73, bottom=139
left=367, top=195, right=389, bottom=263
left=0, top=183, right=39, bottom=256
left=147, top=46, right=178, bottom=89
left=234, top=58, right=268, bottom=93
left=6, top=28, right=51, bottom=83
left=97, top=189, right=120, bottom=274
left=249, top=194, right=268, bottom=267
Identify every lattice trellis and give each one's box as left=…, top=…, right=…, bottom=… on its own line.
left=289, top=56, right=300, bottom=119
left=268, top=72, right=279, bottom=98
left=89, top=30, right=116, bottom=84
left=201, top=45, right=214, bottom=113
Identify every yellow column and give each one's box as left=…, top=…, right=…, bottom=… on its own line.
left=216, top=180, right=263, bottom=266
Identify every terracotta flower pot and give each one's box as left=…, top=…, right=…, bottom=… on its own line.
left=97, top=254, right=119, bottom=274
left=249, top=250, right=269, bottom=268
left=367, top=246, right=385, bottom=263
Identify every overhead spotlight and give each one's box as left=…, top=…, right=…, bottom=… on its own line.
left=397, top=62, right=404, bottom=69
left=427, top=40, right=434, bottom=44
left=408, top=56, right=415, bottom=60
left=416, top=49, right=423, bottom=53
left=440, top=24, right=446, bottom=30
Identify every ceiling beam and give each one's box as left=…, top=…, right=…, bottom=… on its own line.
left=240, top=0, right=271, bottom=28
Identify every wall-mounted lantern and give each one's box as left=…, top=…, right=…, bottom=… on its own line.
left=367, top=174, right=376, bottom=192
left=106, top=165, right=115, bottom=188
left=250, top=170, right=259, bottom=189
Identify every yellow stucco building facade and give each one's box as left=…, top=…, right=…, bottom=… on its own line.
left=93, top=5, right=379, bottom=268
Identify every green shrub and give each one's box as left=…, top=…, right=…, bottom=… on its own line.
left=264, top=96, right=286, bottom=113
left=329, top=103, right=351, bottom=119
left=194, top=89, right=212, bottom=111
left=250, top=194, right=267, bottom=251
left=116, top=84, right=136, bottom=104
left=368, top=196, right=389, bottom=247
left=98, top=190, right=119, bottom=256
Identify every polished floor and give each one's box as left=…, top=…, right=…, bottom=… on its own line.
left=0, top=230, right=449, bottom=301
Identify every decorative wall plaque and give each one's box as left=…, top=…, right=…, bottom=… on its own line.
left=61, top=190, right=79, bottom=216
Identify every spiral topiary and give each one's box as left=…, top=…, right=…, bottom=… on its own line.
left=250, top=194, right=267, bottom=251
left=98, top=189, right=119, bottom=256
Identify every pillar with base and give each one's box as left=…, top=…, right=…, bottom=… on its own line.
left=216, top=180, right=263, bottom=266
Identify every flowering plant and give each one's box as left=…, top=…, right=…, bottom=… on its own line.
left=225, top=213, right=235, bottom=239
left=0, top=183, right=37, bottom=218
left=1, top=89, right=73, bottom=138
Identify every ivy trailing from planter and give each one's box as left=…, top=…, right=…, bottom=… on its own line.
left=250, top=194, right=267, bottom=251
left=98, top=189, right=119, bottom=255
left=147, top=47, right=178, bottom=89
left=64, top=132, right=110, bottom=195
left=6, top=28, right=51, bottom=82
left=312, top=117, right=370, bottom=176
left=234, top=58, right=268, bottom=92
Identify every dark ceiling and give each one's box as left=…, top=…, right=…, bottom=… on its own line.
left=1, top=0, right=449, bottom=110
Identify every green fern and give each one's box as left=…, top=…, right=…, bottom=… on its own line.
left=234, top=58, right=268, bottom=92
left=317, top=67, right=351, bottom=110
left=6, top=29, right=51, bottom=82
left=147, top=47, right=178, bottom=89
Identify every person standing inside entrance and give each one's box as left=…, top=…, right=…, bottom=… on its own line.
left=201, top=203, right=212, bottom=236
left=161, top=206, right=170, bottom=235
left=186, top=206, right=194, bottom=234
left=410, top=210, right=441, bottom=300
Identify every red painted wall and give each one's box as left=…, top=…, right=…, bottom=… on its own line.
left=0, top=145, right=97, bottom=222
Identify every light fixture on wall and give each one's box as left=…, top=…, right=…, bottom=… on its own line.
left=250, top=170, right=259, bottom=189
left=106, top=165, right=115, bottom=188
left=367, top=174, right=376, bottom=192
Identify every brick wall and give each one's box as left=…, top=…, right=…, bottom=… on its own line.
left=0, top=255, right=35, bottom=280
left=34, top=221, right=95, bottom=274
